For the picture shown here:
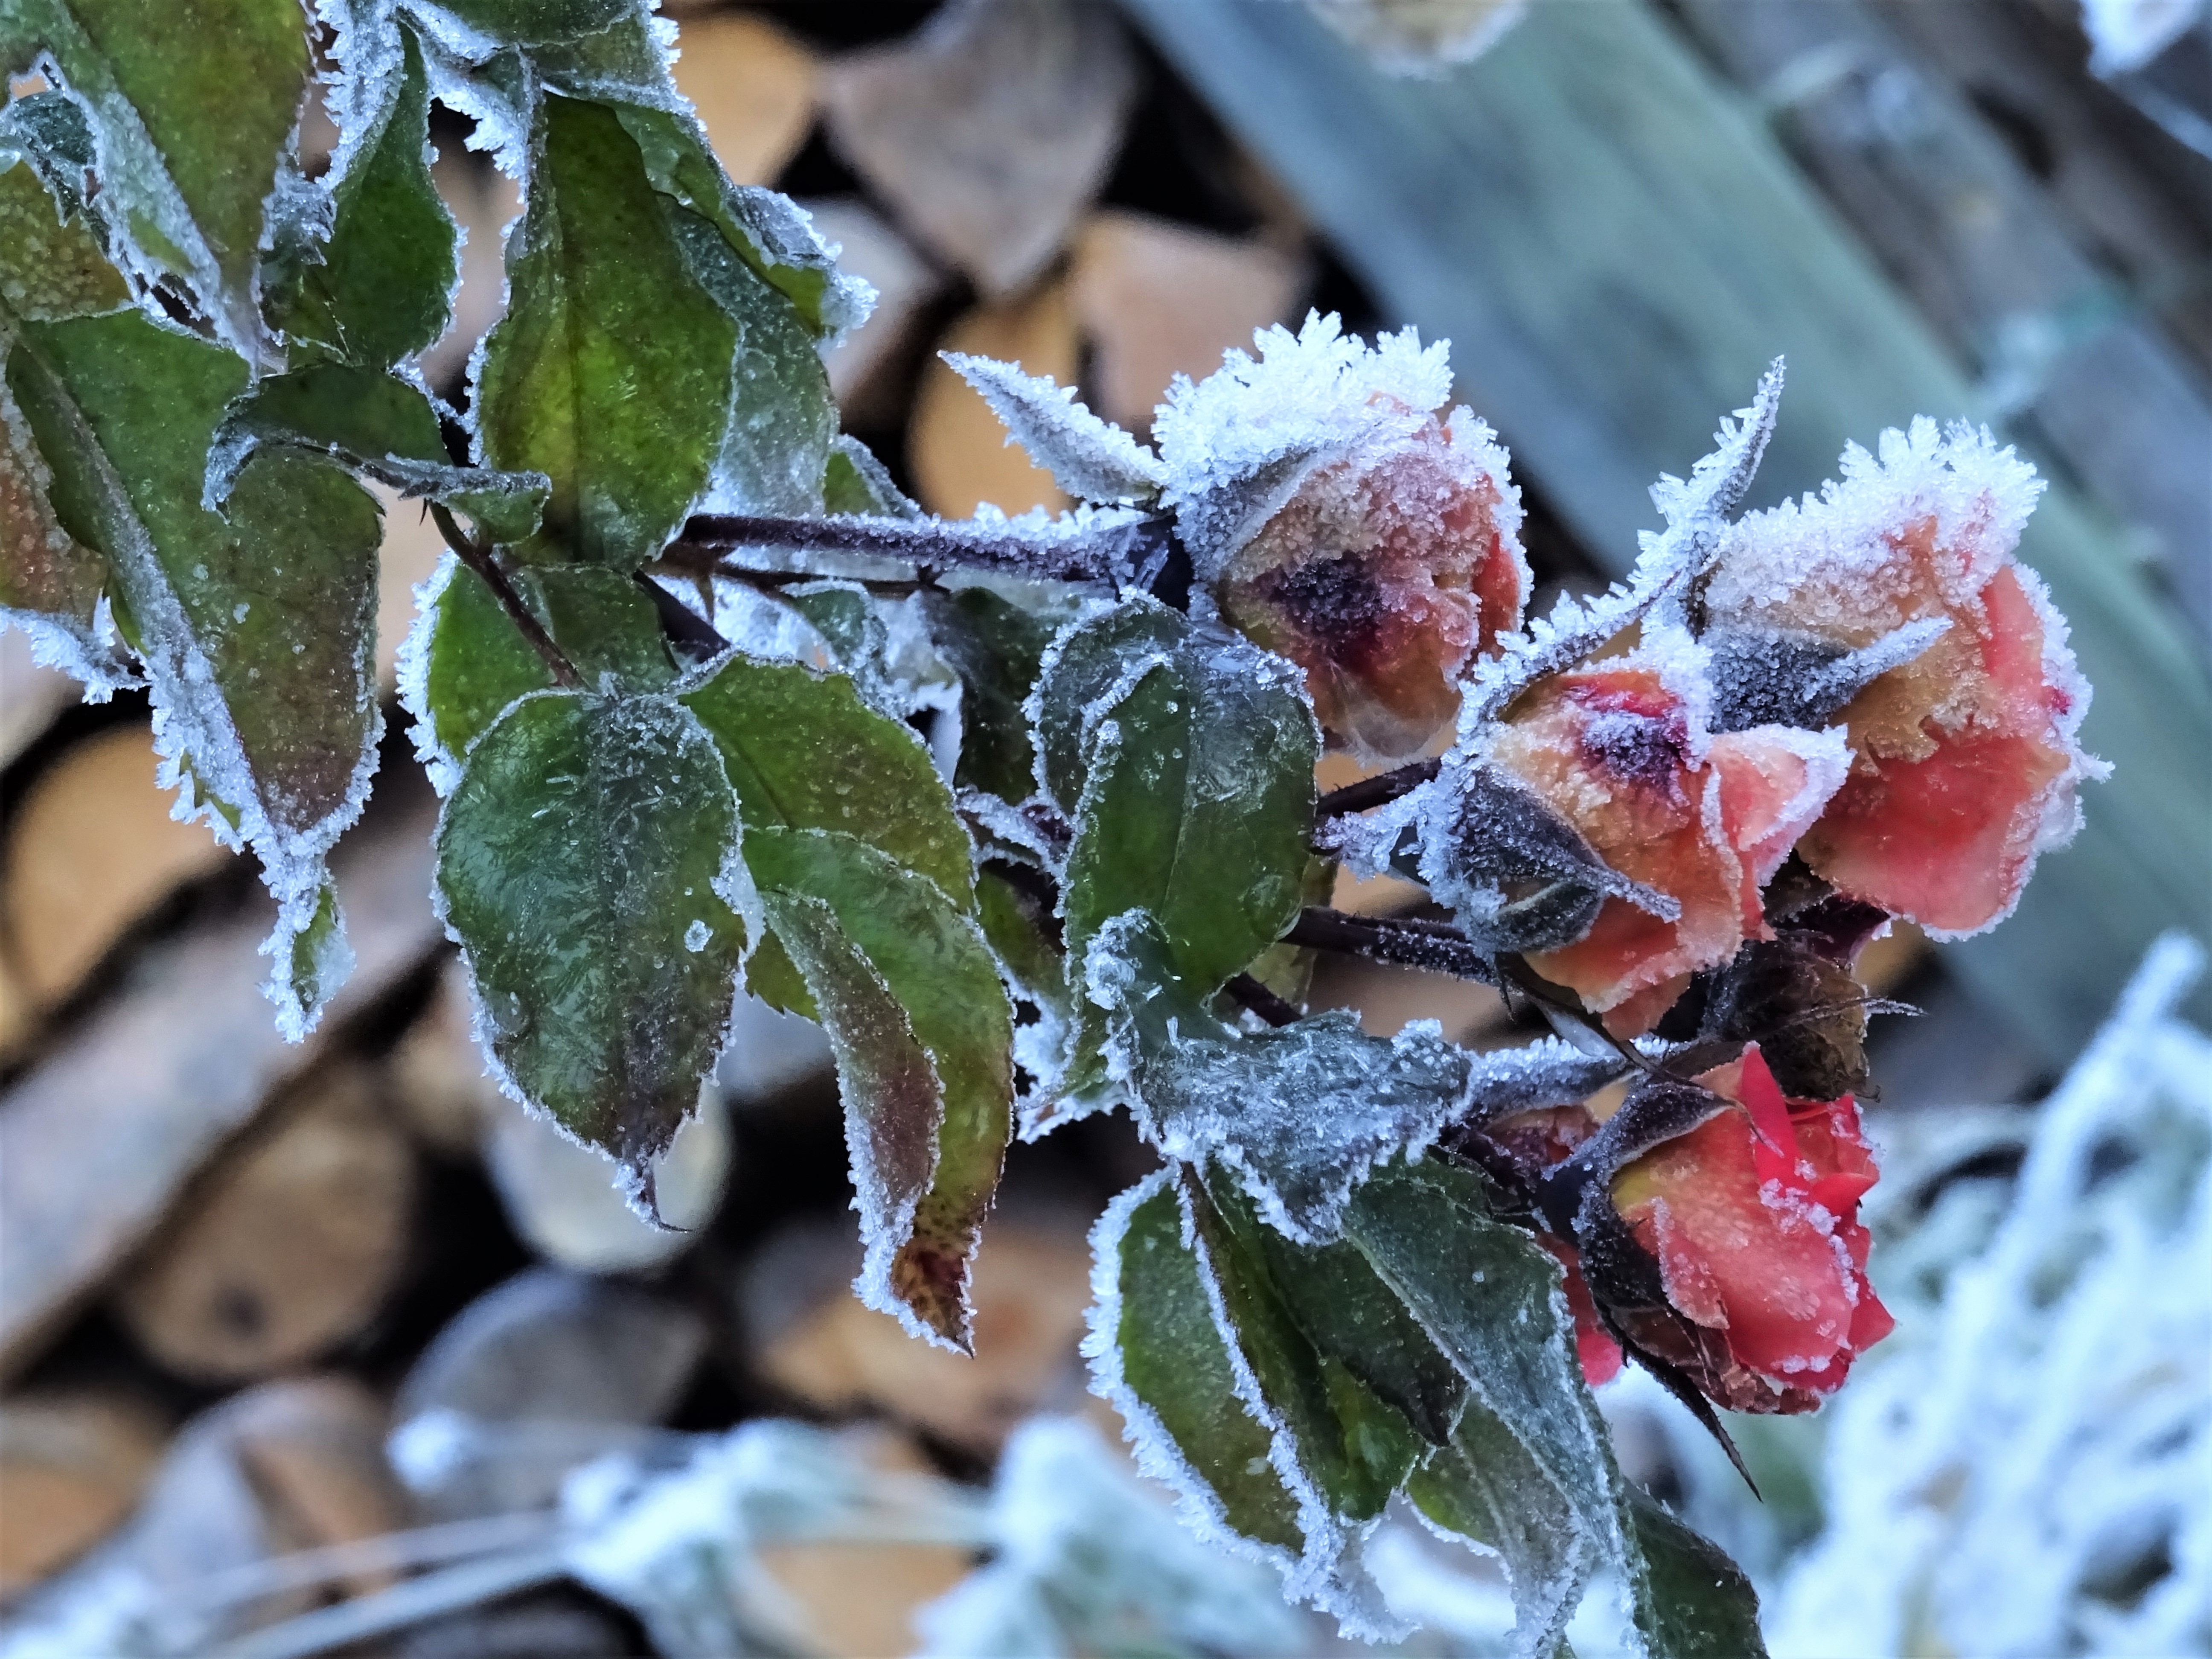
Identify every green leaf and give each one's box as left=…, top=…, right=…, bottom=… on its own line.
left=679, top=652, right=974, bottom=902
left=1408, top=1406, right=1588, bottom=1659
left=1345, top=1159, right=1766, bottom=1659
left=1188, top=1173, right=1423, bottom=1524
left=435, top=688, right=748, bottom=1184
left=1622, top=1485, right=1766, bottom=1659
left=612, top=102, right=870, bottom=341
left=474, top=92, right=736, bottom=566
left=5, top=0, right=310, bottom=355
left=1056, top=598, right=1316, bottom=999
left=1032, top=597, right=1185, bottom=812
left=6, top=308, right=381, bottom=1032
left=207, top=361, right=549, bottom=545
left=0, top=147, right=131, bottom=322
left=423, top=0, right=635, bottom=49
left=822, top=434, right=919, bottom=518
left=743, top=826, right=1011, bottom=1349
left=922, top=586, right=1060, bottom=805
left=402, top=554, right=675, bottom=791
left=266, top=24, right=454, bottom=370
left=1217, top=1178, right=1466, bottom=1446
left=602, top=99, right=872, bottom=514
left=1087, top=1170, right=1306, bottom=1559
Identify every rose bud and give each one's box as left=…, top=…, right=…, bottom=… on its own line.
left=1703, top=419, right=2100, bottom=936
left=1481, top=643, right=1850, bottom=1036
left=1154, top=313, right=1530, bottom=761
left=1603, top=1045, right=1894, bottom=1412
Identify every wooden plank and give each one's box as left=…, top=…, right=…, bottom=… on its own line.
left=1120, top=0, right=2211, bottom=1055
left=1674, top=0, right=2211, bottom=643
left=0, top=786, right=444, bottom=1381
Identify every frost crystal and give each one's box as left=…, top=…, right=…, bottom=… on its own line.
left=944, top=352, right=1165, bottom=505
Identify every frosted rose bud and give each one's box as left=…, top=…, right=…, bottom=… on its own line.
left=1154, top=313, right=1530, bottom=760
left=1606, top=1045, right=1893, bottom=1412
left=1706, top=420, right=2099, bottom=937
left=1482, top=646, right=1848, bottom=1036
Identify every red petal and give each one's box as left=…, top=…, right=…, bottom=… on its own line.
left=1539, top=1235, right=1625, bottom=1387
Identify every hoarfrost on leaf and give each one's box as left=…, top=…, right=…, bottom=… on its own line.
left=943, top=350, right=1166, bottom=506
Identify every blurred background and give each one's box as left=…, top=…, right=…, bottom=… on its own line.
left=0, top=1, right=2206, bottom=1654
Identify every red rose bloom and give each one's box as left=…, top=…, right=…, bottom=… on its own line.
left=1483, top=649, right=1849, bottom=1036
left=1608, top=1045, right=1893, bottom=1409
left=1154, top=314, right=1530, bottom=761
left=1706, top=419, right=2099, bottom=936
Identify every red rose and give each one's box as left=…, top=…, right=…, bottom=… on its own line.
left=1155, top=314, right=1530, bottom=761
left=1483, top=650, right=1848, bottom=1036
left=1706, top=420, right=2099, bottom=936
left=1607, top=1045, right=1893, bottom=1409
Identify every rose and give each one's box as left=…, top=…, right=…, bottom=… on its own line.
left=1481, top=647, right=1849, bottom=1036
left=1705, top=419, right=2099, bottom=936
left=1155, top=314, right=1530, bottom=761
left=1603, top=1044, right=1893, bottom=1412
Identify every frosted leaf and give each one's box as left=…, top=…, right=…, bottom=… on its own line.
left=1345, top=1159, right=1760, bottom=1658
left=761, top=888, right=944, bottom=1342
left=9, top=310, right=384, bottom=1034
left=944, top=351, right=1166, bottom=505
left=262, top=876, right=355, bottom=1041
left=1088, top=911, right=1637, bottom=1245
left=823, top=432, right=920, bottom=518
left=0, top=354, right=134, bottom=696
left=1082, top=1171, right=1310, bottom=1577
left=434, top=688, right=750, bottom=1198
left=8, top=0, right=312, bottom=358
left=732, top=828, right=1012, bottom=1353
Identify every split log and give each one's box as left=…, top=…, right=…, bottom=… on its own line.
left=0, top=629, right=79, bottom=769
left=671, top=11, right=817, bottom=188
left=0, top=782, right=444, bottom=1382
left=1, top=723, right=232, bottom=1012
left=747, top=1212, right=1093, bottom=1457
left=822, top=0, right=1138, bottom=296
left=0, top=1393, right=166, bottom=1596
left=391, top=1270, right=706, bottom=1518
left=111, top=1064, right=417, bottom=1385
left=1069, top=208, right=1310, bottom=434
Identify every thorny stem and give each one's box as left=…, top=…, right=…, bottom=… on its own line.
left=1286, top=906, right=1497, bottom=985
left=1225, top=972, right=1302, bottom=1027
left=678, top=510, right=1173, bottom=587
left=428, top=503, right=582, bottom=690
left=1316, top=757, right=1441, bottom=818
